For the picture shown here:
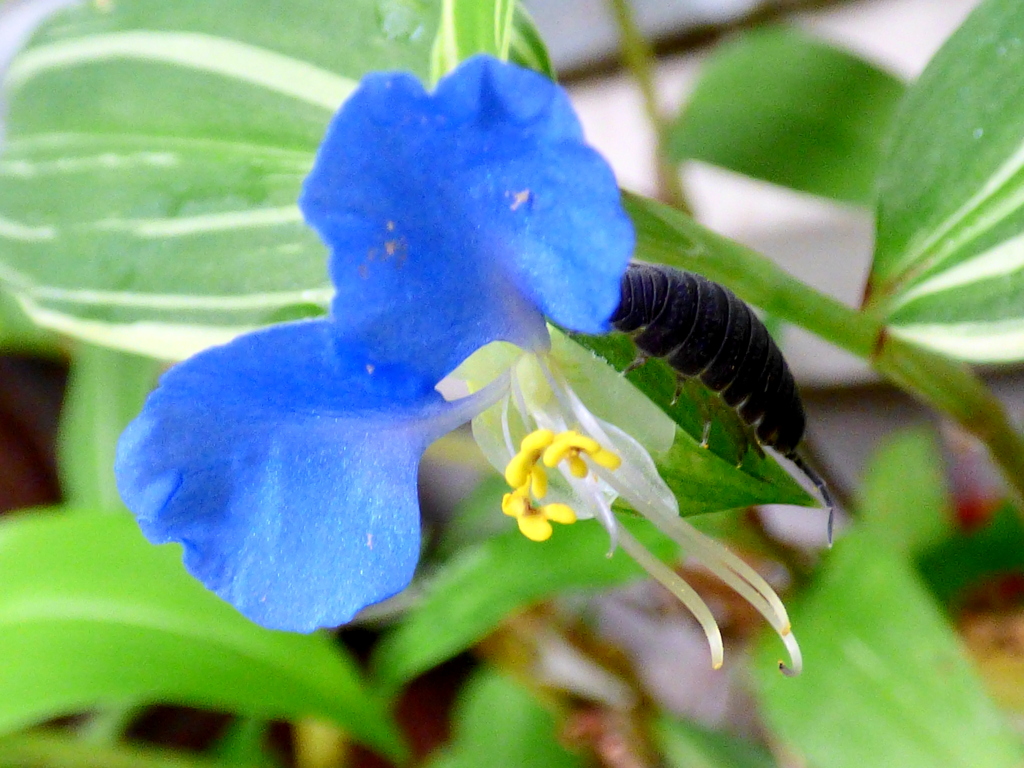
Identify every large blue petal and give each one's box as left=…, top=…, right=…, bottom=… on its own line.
left=115, top=320, right=462, bottom=631
left=300, top=55, right=634, bottom=384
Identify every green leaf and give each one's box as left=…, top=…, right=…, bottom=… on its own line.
left=669, top=27, right=904, bottom=205
left=430, top=0, right=515, bottom=81
left=435, top=475, right=512, bottom=559
left=211, top=719, right=279, bottom=768
left=857, top=428, right=954, bottom=555
left=869, top=0, right=1024, bottom=362
left=57, top=344, right=159, bottom=510
left=372, top=515, right=677, bottom=693
left=0, top=730, right=262, bottom=768
left=655, top=714, right=778, bottom=768
left=754, top=528, right=1022, bottom=768
left=922, top=504, right=1024, bottom=718
left=424, top=668, right=584, bottom=768
left=569, top=332, right=814, bottom=513
left=0, top=0, right=437, bottom=360
left=0, top=510, right=404, bottom=762
left=508, top=4, right=555, bottom=79
left=0, top=288, right=60, bottom=357
left=918, top=503, right=1024, bottom=605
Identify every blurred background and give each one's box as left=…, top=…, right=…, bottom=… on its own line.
left=1, top=1, right=1021, bottom=768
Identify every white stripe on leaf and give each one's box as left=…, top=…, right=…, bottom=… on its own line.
left=91, top=205, right=306, bottom=238
left=6, top=31, right=356, bottom=110
left=0, top=151, right=180, bottom=178
left=0, top=216, right=56, bottom=241
left=893, top=230, right=1024, bottom=307
left=17, top=294, right=259, bottom=361
left=24, top=283, right=333, bottom=311
left=892, top=318, right=1024, bottom=363
left=895, top=139, right=1024, bottom=282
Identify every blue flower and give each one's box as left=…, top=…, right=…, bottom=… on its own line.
left=300, top=55, right=631, bottom=383
left=115, top=55, right=632, bottom=632
left=116, top=55, right=802, bottom=673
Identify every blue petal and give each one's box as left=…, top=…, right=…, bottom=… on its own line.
left=300, top=54, right=634, bottom=383
left=115, top=320, right=460, bottom=632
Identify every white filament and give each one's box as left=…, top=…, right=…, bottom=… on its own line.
left=616, top=526, right=725, bottom=670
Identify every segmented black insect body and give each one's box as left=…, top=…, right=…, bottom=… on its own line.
left=609, top=261, right=834, bottom=534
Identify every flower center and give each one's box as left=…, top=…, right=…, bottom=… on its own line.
left=457, top=345, right=803, bottom=673
left=501, top=428, right=621, bottom=541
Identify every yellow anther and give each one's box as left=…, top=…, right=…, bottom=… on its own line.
left=517, top=513, right=553, bottom=542
left=500, top=429, right=613, bottom=543
left=501, top=488, right=530, bottom=518
left=542, top=431, right=601, bottom=467
left=540, top=503, right=576, bottom=525
left=590, top=448, right=622, bottom=471
left=539, top=430, right=622, bottom=481
left=521, top=429, right=556, bottom=453
left=530, top=465, right=548, bottom=498
left=504, top=454, right=534, bottom=489
left=567, top=455, right=589, bottom=478
left=504, top=429, right=555, bottom=488
left=501, top=484, right=578, bottom=542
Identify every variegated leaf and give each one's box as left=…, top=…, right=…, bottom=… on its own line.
left=430, top=0, right=515, bottom=81
left=0, top=0, right=438, bottom=359
left=869, top=0, right=1024, bottom=362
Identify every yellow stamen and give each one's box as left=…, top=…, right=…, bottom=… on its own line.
left=590, top=448, right=622, bottom=470
left=542, top=431, right=601, bottom=467
left=530, top=465, right=548, bottom=498
left=504, top=429, right=555, bottom=487
left=517, top=513, right=553, bottom=542
left=567, top=455, right=589, bottom=478
left=508, top=497, right=577, bottom=541
left=500, top=428, right=621, bottom=543
left=501, top=488, right=529, bottom=518
left=504, top=454, right=535, bottom=488
left=522, top=429, right=557, bottom=453
left=506, top=429, right=621, bottom=489
left=538, top=430, right=622, bottom=482
left=541, top=503, right=576, bottom=525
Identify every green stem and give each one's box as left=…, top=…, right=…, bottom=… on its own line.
left=606, top=0, right=690, bottom=212
left=625, top=192, right=1024, bottom=507
left=625, top=192, right=879, bottom=356
left=0, top=731, right=259, bottom=768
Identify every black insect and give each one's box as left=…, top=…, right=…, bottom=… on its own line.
left=609, top=261, right=834, bottom=536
